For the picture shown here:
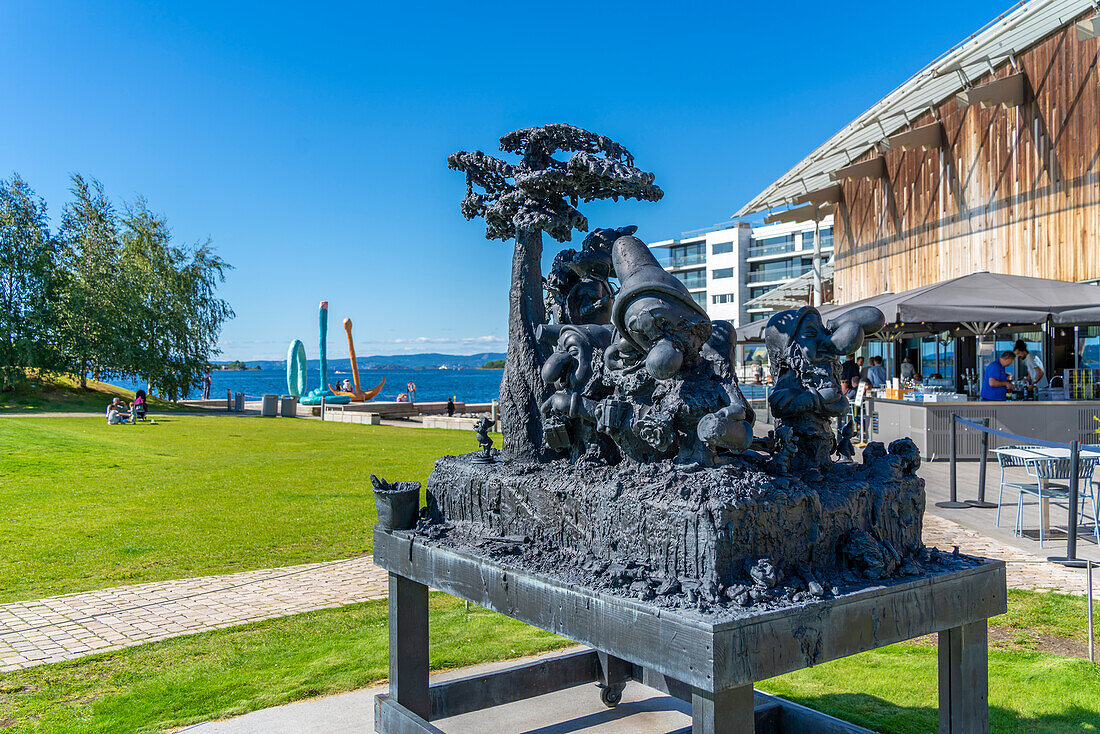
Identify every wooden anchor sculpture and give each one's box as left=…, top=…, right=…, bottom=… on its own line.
left=328, top=317, right=385, bottom=401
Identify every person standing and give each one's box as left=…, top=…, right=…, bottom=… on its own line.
left=201, top=369, right=212, bottom=400
left=857, top=356, right=868, bottom=382
left=981, top=351, right=1015, bottom=401
left=840, top=354, right=860, bottom=395
left=900, top=357, right=917, bottom=381
left=1013, top=340, right=1047, bottom=388
left=447, top=396, right=455, bottom=417
left=866, top=356, right=888, bottom=388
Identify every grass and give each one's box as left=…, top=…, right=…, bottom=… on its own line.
left=757, top=644, right=1100, bottom=733
left=0, top=594, right=573, bottom=733
left=0, top=373, right=190, bottom=414
left=0, top=416, right=479, bottom=602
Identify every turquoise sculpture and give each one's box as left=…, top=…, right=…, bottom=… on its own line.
left=287, top=339, right=307, bottom=397
left=291, top=301, right=352, bottom=405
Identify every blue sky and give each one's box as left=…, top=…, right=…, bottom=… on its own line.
left=2, top=1, right=1010, bottom=360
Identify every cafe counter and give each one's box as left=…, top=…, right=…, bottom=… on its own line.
left=863, top=398, right=1100, bottom=460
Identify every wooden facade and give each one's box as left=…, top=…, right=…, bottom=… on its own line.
left=834, top=19, right=1100, bottom=303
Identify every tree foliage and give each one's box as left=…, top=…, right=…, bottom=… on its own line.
left=0, top=173, right=233, bottom=399
left=448, top=123, right=664, bottom=243
left=0, top=175, right=58, bottom=388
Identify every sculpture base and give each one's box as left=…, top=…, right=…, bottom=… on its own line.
left=426, top=442, right=929, bottom=608
left=373, top=527, right=1006, bottom=733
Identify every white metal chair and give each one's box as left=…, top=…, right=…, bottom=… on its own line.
left=995, top=446, right=1043, bottom=526
left=1013, top=456, right=1100, bottom=547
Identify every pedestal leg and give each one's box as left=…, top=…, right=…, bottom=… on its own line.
left=596, top=651, right=630, bottom=708
left=692, top=684, right=754, bottom=734
left=938, top=620, right=989, bottom=734
left=389, top=573, right=429, bottom=720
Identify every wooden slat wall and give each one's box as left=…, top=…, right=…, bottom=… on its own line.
left=834, top=23, right=1100, bottom=302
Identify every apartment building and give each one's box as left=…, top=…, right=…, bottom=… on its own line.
left=649, top=215, right=833, bottom=327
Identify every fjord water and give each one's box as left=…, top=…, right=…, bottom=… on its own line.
left=111, top=368, right=503, bottom=404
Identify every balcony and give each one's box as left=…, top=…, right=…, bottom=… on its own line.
left=674, top=270, right=706, bottom=290
left=747, top=241, right=796, bottom=258
left=667, top=251, right=707, bottom=268
left=747, top=267, right=811, bottom=284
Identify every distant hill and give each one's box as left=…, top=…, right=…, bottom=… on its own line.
left=223, top=352, right=507, bottom=371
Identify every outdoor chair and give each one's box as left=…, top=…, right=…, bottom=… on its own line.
left=1013, top=456, right=1100, bottom=548
left=995, top=445, right=1043, bottom=526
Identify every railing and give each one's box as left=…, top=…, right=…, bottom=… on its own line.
left=668, top=252, right=706, bottom=268
left=675, top=273, right=706, bottom=289
left=747, top=241, right=796, bottom=258
left=747, top=267, right=810, bottom=284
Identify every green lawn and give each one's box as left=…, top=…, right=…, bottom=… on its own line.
left=0, top=416, right=476, bottom=602
left=0, top=374, right=191, bottom=414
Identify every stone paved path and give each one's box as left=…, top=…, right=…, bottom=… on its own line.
left=923, top=513, right=1092, bottom=596
left=0, top=513, right=1094, bottom=674
left=0, top=556, right=386, bottom=673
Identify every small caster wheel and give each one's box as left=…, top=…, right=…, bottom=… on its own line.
left=599, top=684, right=623, bottom=708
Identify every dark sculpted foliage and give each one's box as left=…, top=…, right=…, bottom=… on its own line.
left=449, top=124, right=663, bottom=244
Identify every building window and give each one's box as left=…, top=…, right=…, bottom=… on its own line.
left=749, top=311, right=771, bottom=323
left=711, top=293, right=735, bottom=304
left=691, top=292, right=707, bottom=308
left=748, top=259, right=811, bottom=283
left=713, top=267, right=734, bottom=279
left=668, top=241, right=706, bottom=268
left=799, top=228, right=834, bottom=250
left=712, top=241, right=733, bottom=255
left=748, top=234, right=795, bottom=258
left=675, top=268, right=706, bottom=290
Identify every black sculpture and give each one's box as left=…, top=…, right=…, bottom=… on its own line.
left=764, top=305, right=885, bottom=473
left=372, top=125, right=1003, bottom=734
left=449, top=126, right=663, bottom=461
left=472, top=416, right=495, bottom=464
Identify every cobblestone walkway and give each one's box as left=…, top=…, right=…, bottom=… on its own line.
left=923, top=514, right=1092, bottom=595
left=0, top=556, right=386, bottom=672
left=0, top=514, right=1094, bottom=673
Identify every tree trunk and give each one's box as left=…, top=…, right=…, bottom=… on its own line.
left=499, top=228, right=548, bottom=461
left=79, top=360, right=87, bottom=389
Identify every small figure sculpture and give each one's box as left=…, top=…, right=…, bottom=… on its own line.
left=472, top=416, right=495, bottom=464
left=764, top=305, right=885, bottom=473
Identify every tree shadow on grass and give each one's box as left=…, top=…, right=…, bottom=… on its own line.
left=775, top=693, right=1100, bottom=734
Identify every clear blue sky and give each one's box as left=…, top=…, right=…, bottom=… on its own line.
left=2, top=0, right=1010, bottom=360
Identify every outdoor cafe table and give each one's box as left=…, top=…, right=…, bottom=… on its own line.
left=992, top=446, right=1100, bottom=535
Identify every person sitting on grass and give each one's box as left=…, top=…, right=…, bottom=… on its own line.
left=106, top=398, right=131, bottom=425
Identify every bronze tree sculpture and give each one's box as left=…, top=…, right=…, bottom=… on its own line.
left=448, top=124, right=663, bottom=461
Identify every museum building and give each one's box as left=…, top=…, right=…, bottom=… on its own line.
left=735, top=0, right=1100, bottom=379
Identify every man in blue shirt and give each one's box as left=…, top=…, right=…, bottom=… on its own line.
left=981, top=351, right=1015, bottom=400
left=866, top=356, right=888, bottom=387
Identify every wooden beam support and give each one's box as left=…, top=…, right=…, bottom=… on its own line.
left=938, top=620, right=990, bottom=733
left=829, top=156, right=886, bottom=182
left=956, top=72, right=1027, bottom=109
left=887, top=122, right=943, bottom=152
left=793, top=183, right=843, bottom=207
left=763, top=203, right=825, bottom=224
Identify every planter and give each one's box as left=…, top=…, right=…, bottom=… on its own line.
left=372, top=475, right=422, bottom=531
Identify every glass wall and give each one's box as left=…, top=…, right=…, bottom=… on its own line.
left=669, top=241, right=706, bottom=268
left=747, top=234, right=795, bottom=258
left=748, top=258, right=811, bottom=283
left=920, top=336, right=955, bottom=381
left=675, top=268, right=706, bottom=290
left=1080, top=326, right=1100, bottom=369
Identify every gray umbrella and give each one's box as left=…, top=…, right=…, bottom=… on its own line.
left=737, top=272, right=1100, bottom=342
